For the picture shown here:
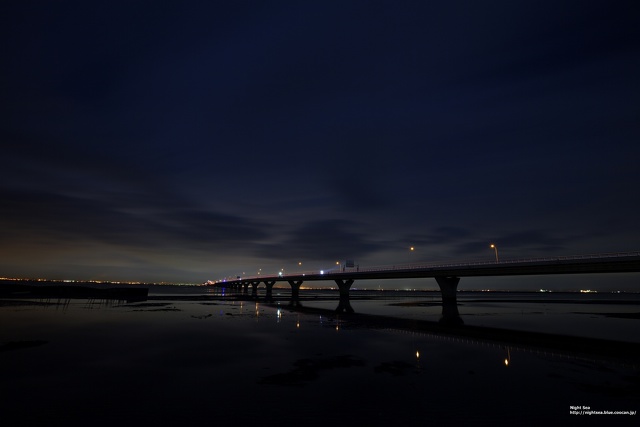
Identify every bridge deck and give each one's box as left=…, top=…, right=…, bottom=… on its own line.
left=220, top=252, right=640, bottom=285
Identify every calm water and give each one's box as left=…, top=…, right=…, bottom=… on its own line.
left=1, top=287, right=638, bottom=426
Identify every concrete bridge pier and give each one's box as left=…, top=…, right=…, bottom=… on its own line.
left=288, top=280, right=303, bottom=306
left=251, top=282, right=259, bottom=298
left=242, top=282, right=251, bottom=294
left=435, top=276, right=463, bottom=325
left=264, top=281, right=275, bottom=301
left=334, top=279, right=355, bottom=313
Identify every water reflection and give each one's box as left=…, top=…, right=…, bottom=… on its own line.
left=415, top=349, right=423, bottom=374
left=286, top=290, right=463, bottom=325
left=2, top=291, right=639, bottom=425
left=335, top=294, right=354, bottom=313
left=275, top=301, right=640, bottom=369
left=233, top=289, right=640, bottom=369
left=439, top=299, right=463, bottom=325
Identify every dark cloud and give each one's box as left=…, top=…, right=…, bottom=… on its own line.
left=452, top=234, right=563, bottom=257
left=424, top=227, right=474, bottom=243
left=0, top=187, right=270, bottom=250
left=255, top=219, right=383, bottom=263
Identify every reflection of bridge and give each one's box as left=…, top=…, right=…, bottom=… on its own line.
left=278, top=301, right=640, bottom=367
left=216, top=252, right=640, bottom=323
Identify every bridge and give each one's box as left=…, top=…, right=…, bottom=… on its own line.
left=215, top=251, right=640, bottom=323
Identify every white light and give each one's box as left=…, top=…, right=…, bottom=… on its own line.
left=320, top=270, right=324, bottom=275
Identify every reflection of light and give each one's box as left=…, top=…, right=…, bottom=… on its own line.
left=504, top=347, right=511, bottom=367
left=504, top=358, right=509, bottom=366
left=335, top=324, right=339, bottom=331
left=415, top=349, right=422, bottom=373
left=296, top=316, right=300, bottom=328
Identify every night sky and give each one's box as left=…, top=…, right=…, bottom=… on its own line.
left=2, top=1, right=639, bottom=288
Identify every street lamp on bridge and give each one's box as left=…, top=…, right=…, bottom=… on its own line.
left=490, top=244, right=499, bottom=263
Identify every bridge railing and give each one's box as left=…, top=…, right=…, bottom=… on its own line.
left=229, top=251, right=640, bottom=282
left=362, top=251, right=640, bottom=272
